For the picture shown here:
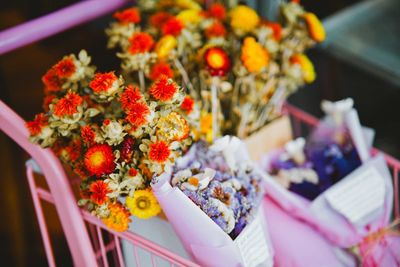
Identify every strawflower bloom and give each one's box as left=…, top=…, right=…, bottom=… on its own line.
left=128, top=32, right=154, bottom=54
left=113, top=8, right=141, bottom=24
left=120, top=85, right=142, bottom=110
left=126, top=189, right=161, bottom=219
left=53, top=91, right=83, bottom=117
left=241, top=37, right=269, bottom=73
left=125, top=102, right=150, bottom=127
left=205, top=22, right=227, bottom=38
left=207, top=3, right=226, bottom=20
left=303, top=12, right=325, bottom=42
left=150, top=62, right=174, bottom=81
left=291, top=54, right=316, bottom=83
left=26, top=113, right=48, bottom=135
left=102, top=202, right=131, bottom=232
left=162, top=17, right=184, bottom=36
left=180, top=96, right=194, bottom=115
left=149, top=76, right=178, bottom=101
left=154, top=35, right=177, bottom=59
left=204, top=47, right=231, bottom=76
left=90, top=180, right=111, bottom=205
left=89, top=72, right=118, bottom=93
left=53, top=57, right=76, bottom=78
left=84, top=144, right=116, bottom=177
left=230, top=5, right=259, bottom=32
left=149, top=141, right=171, bottom=163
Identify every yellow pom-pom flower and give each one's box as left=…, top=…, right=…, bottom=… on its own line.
left=230, top=5, right=259, bottom=33
left=199, top=111, right=213, bottom=143
left=291, top=54, right=316, bottom=83
left=102, top=202, right=131, bottom=232
left=155, top=35, right=177, bottom=59
left=126, top=189, right=161, bottom=219
left=177, top=9, right=202, bottom=26
left=303, top=13, right=325, bottom=42
left=241, top=37, right=269, bottom=73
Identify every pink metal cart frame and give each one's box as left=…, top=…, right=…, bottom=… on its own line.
left=0, top=1, right=399, bottom=266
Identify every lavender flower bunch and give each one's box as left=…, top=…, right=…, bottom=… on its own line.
left=171, top=140, right=264, bottom=239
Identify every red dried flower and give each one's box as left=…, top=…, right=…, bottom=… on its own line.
left=128, top=168, right=138, bottom=177
left=205, top=21, right=226, bottom=38
left=42, top=94, right=56, bottom=112
left=65, top=139, right=82, bottom=162
left=204, top=47, right=231, bottom=76
left=53, top=57, right=76, bottom=78
left=53, top=91, right=83, bottom=117
left=128, top=32, right=154, bottom=54
left=150, top=12, right=173, bottom=28
left=180, top=96, right=195, bottom=115
left=26, top=113, right=48, bottom=135
left=81, top=126, right=95, bottom=145
left=262, top=21, right=282, bottom=41
left=120, top=85, right=142, bottom=110
left=149, top=62, right=174, bottom=81
left=84, top=144, right=116, bottom=177
left=162, top=17, right=183, bottom=36
left=125, top=102, right=150, bottom=127
left=207, top=3, right=226, bottom=20
left=89, top=72, right=118, bottom=93
left=149, top=141, right=170, bottom=163
left=149, top=76, right=178, bottom=101
left=113, top=8, right=141, bottom=24
left=120, top=137, right=135, bottom=162
left=103, top=119, right=111, bottom=126
left=89, top=180, right=111, bottom=205
left=42, top=68, right=63, bottom=92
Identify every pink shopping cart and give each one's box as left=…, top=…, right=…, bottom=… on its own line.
left=0, top=1, right=399, bottom=266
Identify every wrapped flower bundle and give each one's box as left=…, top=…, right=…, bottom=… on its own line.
left=26, top=50, right=196, bottom=231
left=106, top=0, right=325, bottom=138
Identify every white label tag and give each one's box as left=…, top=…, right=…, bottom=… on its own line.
left=324, top=166, right=385, bottom=225
left=234, top=214, right=270, bottom=267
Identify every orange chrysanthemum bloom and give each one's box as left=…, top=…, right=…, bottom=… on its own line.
left=149, top=76, right=178, bottom=101
left=89, top=72, right=118, bottom=93
left=53, top=57, right=76, bottom=78
left=205, top=21, right=227, bottom=38
left=113, top=8, right=141, bottom=24
left=149, top=62, right=174, bottom=81
left=84, top=144, right=116, bottom=177
left=81, top=125, right=95, bottom=145
left=303, top=13, right=325, bottom=42
left=128, top=32, right=154, bottom=54
left=204, top=47, right=231, bottom=76
left=42, top=94, right=56, bottom=112
left=162, top=17, right=183, bottom=36
left=262, top=21, right=282, bottom=41
left=125, top=102, right=150, bottom=127
left=42, top=68, right=63, bottom=92
left=149, top=141, right=170, bottom=163
left=150, top=12, right=173, bottom=27
left=120, top=85, right=142, bottom=110
left=89, top=180, right=111, bottom=205
left=180, top=96, right=194, bottom=115
left=26, top=113, right=48, bottom=135
left=53, top=91, right=83, bottom=117
left=207, top=3, right=226, bottom=20
left=102, top=202, right=131, bottom=232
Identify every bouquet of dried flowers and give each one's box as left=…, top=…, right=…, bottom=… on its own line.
left=106, top=0, right=325, bottom=139
left=26, top=50, right=196, bottom=231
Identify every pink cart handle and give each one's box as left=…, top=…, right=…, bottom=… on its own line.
left=0, top=0, right=129, bottom=54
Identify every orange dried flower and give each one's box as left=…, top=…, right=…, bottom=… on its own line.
left=150, top=12, right=173, bottom=28
left=102, top=202, right=131, bottom=232
left=128, top=32, right=154, bottom=54
left=125, top=102, right=150, bottom=127
left=204, top=47, right=231, bottom=76
left=65, top=139, right=82, bottom=162
left=207, top=3, right=226, bottom=20
left=89, top=72, right=118, bottom=93
left=53, top=91, right=83, bottom=117
left=26, top=113, right=48, bottom=135
left=205, top=21, right=226, bottom=38
left=42, top=94, right=56, bottom=112
left=90, top=180, right=111, bottom=205
left=162, top=17, right=183, bottom=36
left=303, top=13, right=325, bottom=42
left=42, top=68, right=63, bottom=92
left=149, top=62, right=174, bottom=81
left=262, top=21, right=282, bottom=41
left=180, top=96, right=194, bottom=115
left=149, top=141, right=170, bottom=163
left=84, top=144, right=116, bottom=177
left=113, top=8, right=141, bottom=24
left=149, top=76, right=178, bottom=101
left=81, top=125, right=95, bottom=145
left=120, top=85, right=142, bottom=110
left=53, top=57, right=76, bottom=78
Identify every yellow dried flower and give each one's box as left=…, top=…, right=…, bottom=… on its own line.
left=158, top=0, right=201, bottom=10
left=303, top=12, right=325, bottom=42
left=230, top=5, right=259, bottom=33
left=177, top=9, right=202, bottom=25
left=241, top=37, right=269, bottom=73
left=126, top=189, right=161, bottom=219
left=102, top=202, right=131, bottom=232
left=155, top=35, right=177, bottom=59
left=156, top=111, right=190, bottom=141
left=291, top=54, right=316, bottom=83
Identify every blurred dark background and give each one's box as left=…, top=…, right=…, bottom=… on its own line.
left=0, top=0, right=399, bottom=266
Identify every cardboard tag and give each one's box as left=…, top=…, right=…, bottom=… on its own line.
left=234, top=214, right=270, bottom=267
left=324, top=166, right=385, bottom=225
